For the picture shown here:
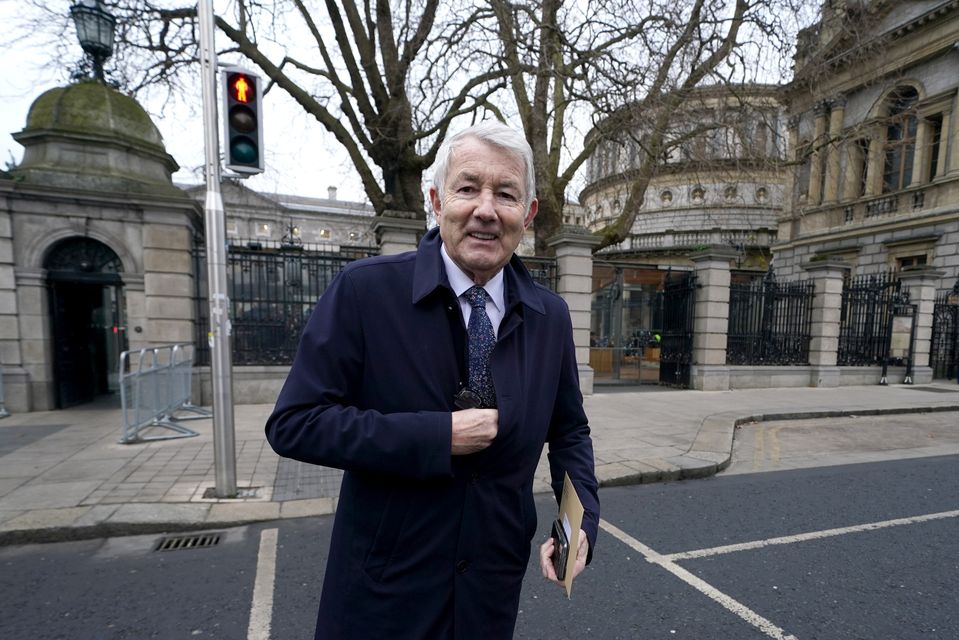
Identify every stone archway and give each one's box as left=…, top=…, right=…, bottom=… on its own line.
left=44, top=237, right=128, bottom=408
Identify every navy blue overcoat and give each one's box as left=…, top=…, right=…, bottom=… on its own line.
left=266, top=228, right=599, bottom=639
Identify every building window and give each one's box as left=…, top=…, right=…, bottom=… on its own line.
left=927, top=113, right=943, bottom=182
left=318, top=229, right=332, bottom=240
left=226, top=220, right=238, bottom=237
left=255, top=222, right=271, bottom=237
left=897, top=254, right=927, bottom=270
left=882, top=87, right=919, bottom=193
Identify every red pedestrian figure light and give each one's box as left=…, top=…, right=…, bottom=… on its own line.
left=232, top=75, right=251, bottom=103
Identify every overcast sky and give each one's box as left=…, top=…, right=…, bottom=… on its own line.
left=0, top=1, right=369, bottom=203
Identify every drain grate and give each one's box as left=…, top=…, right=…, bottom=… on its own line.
left=154, top=532, right=222, bottom=552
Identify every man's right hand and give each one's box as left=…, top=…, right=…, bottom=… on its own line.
left=450, top=408, right=498, bottom=455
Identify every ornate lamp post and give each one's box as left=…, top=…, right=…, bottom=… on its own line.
left=70, top=0, right=116, bottom=81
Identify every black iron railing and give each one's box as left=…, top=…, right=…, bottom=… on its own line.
left=521, top=255, right=558, bottom=290
left=727, top=270, right=814, bottom=365
left=931, top=279, right=959, bottom=381
left=193, top=239, right=377, bottom=366
left=837, top=271, right=907, bottom=366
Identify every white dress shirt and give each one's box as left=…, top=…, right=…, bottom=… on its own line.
left=440, top=243, right=505, bottom=339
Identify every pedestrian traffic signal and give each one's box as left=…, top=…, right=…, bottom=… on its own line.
left=222, top=67, right=264, bottom=175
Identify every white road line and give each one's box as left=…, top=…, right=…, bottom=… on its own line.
left=663, top=508, right=959, bottom=562
left=248, top=528, right=279, bottom=640
left=600, top=518, right=799, bottom=640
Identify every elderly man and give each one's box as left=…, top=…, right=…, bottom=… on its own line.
left=266, top=121, right=599, bottom=639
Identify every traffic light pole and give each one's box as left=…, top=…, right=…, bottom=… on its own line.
left=199, top=0, right=237, bottom=498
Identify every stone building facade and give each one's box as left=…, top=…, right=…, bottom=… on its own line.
left=774, top=0, right=959, bottom=286
left=580, top=84, right=787, bottom=270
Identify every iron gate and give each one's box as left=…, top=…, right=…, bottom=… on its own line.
left=837, top=272, right=907, bottom=366
left=931, top=279, right=959, bottom=381
left=659, top=270, right=698, bottom=388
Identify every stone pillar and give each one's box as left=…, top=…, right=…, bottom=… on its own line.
left=14, top=270, right=53, bottom=411
left=865, top=131, right=884, bottom=197
left=910, top=118, right=931, bottom=187
left=689, top=248, right=737, bottom=391
left=548, top=226, right=601, bottom=395
left=372, top=212, right=425, bottom=255
left=898, top=266, right=945, bottom=384
left=807, top=101, right=829, bottom=207
left=948, top=96, right=959, bottom=176
left=935, top=111, right=950, bottom=178
left=802, top=259, right=849, bottom=387
left=823, top=96, right=845, bottom=204
left=142, top=220, right=195, bottom=346
left=0, top=206, right=24, bottom=413
left=782, top=115, right=801, bottom=242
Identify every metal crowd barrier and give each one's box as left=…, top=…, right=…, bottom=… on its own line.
left=119, top=343, right=211, bottom=444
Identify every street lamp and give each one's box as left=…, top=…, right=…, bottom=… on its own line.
left=70, top=0, right=117, bottom=81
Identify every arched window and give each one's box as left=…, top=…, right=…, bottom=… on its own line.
left=882, top=87, right=919, bottom=193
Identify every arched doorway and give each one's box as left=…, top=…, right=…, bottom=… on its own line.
left=44, top=237, right=128, bottom=408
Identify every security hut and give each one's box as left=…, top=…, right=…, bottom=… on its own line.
left=0, top=81, right=201, bottom=411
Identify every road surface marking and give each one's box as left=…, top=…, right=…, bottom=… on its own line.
left=662, top=508, right=959, bottom=561
left=600, top=518, right=799, bottom=640
left=248, top=528, right=278, bottom=640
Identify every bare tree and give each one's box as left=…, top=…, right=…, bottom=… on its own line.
left=21, top=0, right=506, bottom=218
left=483, top=0, right=815, bottom=254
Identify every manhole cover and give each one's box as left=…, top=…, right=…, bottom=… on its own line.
left=155, top=532, right=222, bottom=552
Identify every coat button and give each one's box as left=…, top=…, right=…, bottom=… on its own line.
left=456, top=560, right=469, bottom=574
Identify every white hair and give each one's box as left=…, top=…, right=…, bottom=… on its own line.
left=431, top=121, right=536, bottom=209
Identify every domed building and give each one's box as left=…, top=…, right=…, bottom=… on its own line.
left=580, top=84, right=787, bottom=269
left=0, top=81, right=201, bottom=411
left=578, top=84, right=787, bottom=383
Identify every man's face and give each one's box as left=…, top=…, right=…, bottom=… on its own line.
left=430, top=137, right=538, bottom=285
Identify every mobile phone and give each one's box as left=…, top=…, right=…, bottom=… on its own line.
left=550, top=518, right=569, bottom=581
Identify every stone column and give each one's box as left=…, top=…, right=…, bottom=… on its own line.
left=781, top=115, right=801, bottom=242
left=865, top=129, right=884, bottom=197
left=935, top=110, right=950, bottom=178
left=898, top=266, right=945, bottom=384
left=910, top=118, right=931, bottom=187
left=948, top=96, right=959, bottom=176
left=548, top=226, right=601, bottom=395
left=807, top=101, right=829, bottom=207
left=823, top=96, right=845, bottom=204
left=689, top=248, right=737, bottom=391
left=802, top=259, right=849, bottom=387
left=372, top=211, right=425, bottom=255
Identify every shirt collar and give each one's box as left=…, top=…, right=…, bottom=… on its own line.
left=440, top=243, right=505, bottom=313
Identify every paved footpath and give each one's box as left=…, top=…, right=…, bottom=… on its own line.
left=1, top=382, right=957, bottom=545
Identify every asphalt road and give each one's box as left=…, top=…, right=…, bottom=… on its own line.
left=2, top=431, right=958, bottom=639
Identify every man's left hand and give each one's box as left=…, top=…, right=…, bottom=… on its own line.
left=539, top=528, right=588, bottom=587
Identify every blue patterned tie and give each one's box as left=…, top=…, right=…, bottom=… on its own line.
left=464, top=286, right=497, bottom=408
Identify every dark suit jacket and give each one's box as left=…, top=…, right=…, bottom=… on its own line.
left=266, top=227, right=600, bottom=639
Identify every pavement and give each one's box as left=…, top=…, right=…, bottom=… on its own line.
left=1, top=381, right=958, bottom=545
